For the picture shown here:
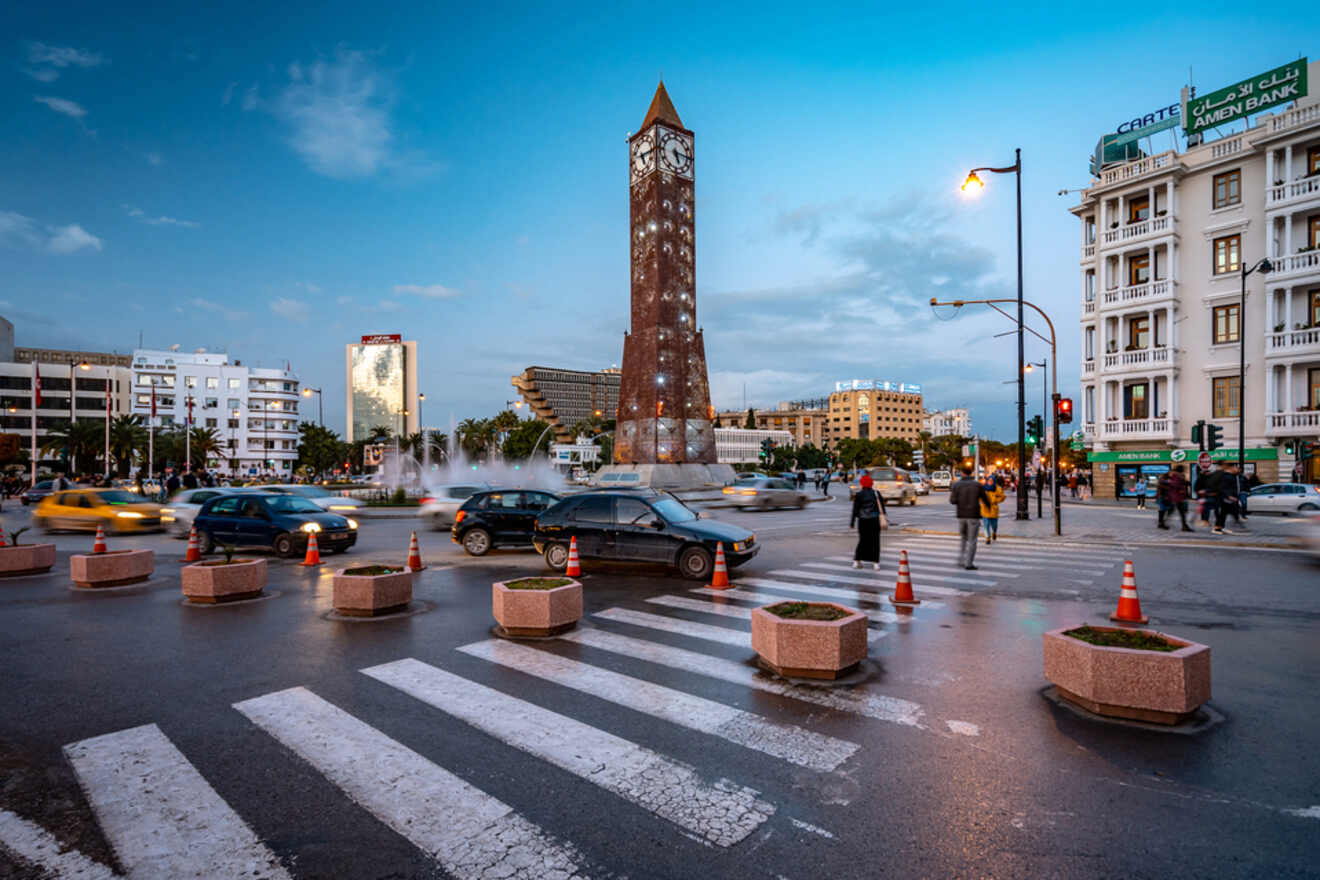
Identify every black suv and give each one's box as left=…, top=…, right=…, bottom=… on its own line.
left=452, top=488, right=561, bottom=556
left=532, top=490, right=759, bottom=580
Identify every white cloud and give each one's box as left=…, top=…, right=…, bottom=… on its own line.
left=241, top=84, right=259, bottom=112
left=378, top=299, right=401, bottom=311
left=21, top=67, right=59, bottom=83
left=296, top=281, right=322, bottom=293
left=394, top=283, right=459, bottom=299
left=0, top=211, right=43, bottom=249
left=270, top=297, right=310, bottom=322
left=26, top=42, right=104, bottom=69
left=270, top=50, right=391, bottom=178
left=222, top=82, right=237, bottom=105
left=188, top=297, right=246, bottom=321
left=46, top=224, right=103, bottom=254
left=33, top=95, right=86, bottom=119
left=336, top=295, right=353, bottom=306
left=123, top=205, right=200, bottom=228
left=146, top=152, right=163, bottom=166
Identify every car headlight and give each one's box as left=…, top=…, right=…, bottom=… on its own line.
left=116, top=511, right=144, bottom=519
left=329, top=504, right=357, bottom=511
left=300, top=522, right=322, bottom=533
left=161, top=507, right=175, bottom=514
left=346, top=518, right=358, bottom=530
left=733, top=541, right=745, bottom=552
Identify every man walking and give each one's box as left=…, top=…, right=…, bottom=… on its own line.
left=949, top=465, right=990, bottom=570
left=1159, top=464, right=1193, bottom=532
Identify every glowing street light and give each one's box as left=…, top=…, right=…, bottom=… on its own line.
left=960, top=170, right=984, bottom=194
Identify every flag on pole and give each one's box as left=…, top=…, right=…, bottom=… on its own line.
left=33, top=363, right=42, bottom=406
left=150, top=383, right=157, bottom=417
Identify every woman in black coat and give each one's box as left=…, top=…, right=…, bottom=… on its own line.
left=850, top=473, right=887, bottom=570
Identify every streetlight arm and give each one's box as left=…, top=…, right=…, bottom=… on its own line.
left=968, top=162, right=1020, bottom=175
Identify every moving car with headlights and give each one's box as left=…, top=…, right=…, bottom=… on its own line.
left=452, top=489, right=561, bottom=556
left=160, top=487, right=245, bottom=537
left=418, top=483, right=488, bottom=531
left=721, top=477, right=810, bottom=510
left=848, top=467, right=918, bottom=505
left=1247, top=482, right=1320, bottom=515
left=33, top=488, right=165, bottom=533
left=534, top=490, right=758, bottom=580
left=251, top=484, right=366, bottom=512
left=20, top=480, right=56, bottom=506
left=732, top=472, right=769, bottom=484
left=191, top=493, right=358, bottom=557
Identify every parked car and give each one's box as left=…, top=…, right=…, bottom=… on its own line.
left=849, top=467, right=918, bottom=505
left=418, top=484, right=488, bottom=530
left=1247, top=482, right=1320, bottom=515
left=721, top=477, right=810, bottom=510
left=191, top=493, right=357, bottom=557
left=20, top=480, right=56, bottom=506
left=251, top=484, right=366, bottom=512
left=160, top=487, right=244, bottom=537
left=534, top=489, right=758, bottom=580
left=33, top=488, right=164, bottom=533
left=452, top=488, right=561, bottom=556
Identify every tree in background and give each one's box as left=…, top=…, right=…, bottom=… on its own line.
left=501, top=418, right=551, bottom=461
left=744, top=408, right=755, bottom=429
left=40, top=420, right=107, bottom=473
left=108, top=414, right=147, bottom=477
left=297, top=422, right=342, bottom=476
left=187, top=427, right=223, bottom=471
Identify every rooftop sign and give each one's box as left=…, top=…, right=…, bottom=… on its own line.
left=1183, top=58, right=1307, bottom=135
left=834, top=380, right=922, bottom=394
left=360, top=334, right=402, bottom=345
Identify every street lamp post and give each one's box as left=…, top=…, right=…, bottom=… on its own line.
left=1239, top=257, right=1273, bottom=471
left=962, top=149, right=1027, bottom=520
left=230, top=408, right=239, bottom=478
left=67, top=360, right=90, bottom=474
left=1026, top=359, right=1046, bottom=518
left=301, top=387, right=323, bottom=427
left=418, top=393, right=426, bottom=432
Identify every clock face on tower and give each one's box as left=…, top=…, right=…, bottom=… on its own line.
left=630, top=131, right=655, bottom=183
left=658, top=129, right=693, bottom=178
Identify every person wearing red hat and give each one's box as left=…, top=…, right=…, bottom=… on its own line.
left=849, top=473, right=887, bottom=570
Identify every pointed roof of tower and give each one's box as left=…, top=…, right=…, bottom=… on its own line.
left=639, top=80, right=684, bottom=131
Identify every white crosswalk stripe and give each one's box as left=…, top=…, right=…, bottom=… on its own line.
left=457, top=638, right=860, bottom=771
left=593, top=606, right=751, bottom=645
left=683, top=587, right=915, bottom=625
left=895, top=536, right=1122, bottom=562
left=64, top=723, right=293, bottom=880
left=803, top=559, right=1020, bottom=581
left=823, top=551, right=1110, bottom=576
left=234, top=686, right=590, bottom=879
left=645, top=594, right=888, bottom=641
left=770, top=568, right=976, bottom=593
left=559, top=627, right=925, bottom=726
left=362, top=657, right=775, bottom=847
left=0, top=809, right=117, bottom=880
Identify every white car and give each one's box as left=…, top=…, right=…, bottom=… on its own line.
left=161, top=487, right=244, bottom=537
left=251, top=484, right=366, bottom=512
left=1246, top=482, right=1320, bottom=515
left=930, top=470, right=953, bottom=490
left=418, top=484, right=488, bottom=530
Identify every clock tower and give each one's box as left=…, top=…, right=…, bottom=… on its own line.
left=613, top=82, right=717, bottom=467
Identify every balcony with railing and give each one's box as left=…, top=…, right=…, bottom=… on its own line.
left=1098, top=151, right=1175, bottom=188
left=1082, top=299, right=1096, bottom=316
left=1266, top=410, right=1320, bottom=436
left=1267, top=250, right=1320, bottom=284
left=1099, top=417, right=1174, bottom=440
left=1081, top=242, right=1096, bottom=262
left=1101, top=214, right=1174, bottom=248
left=1267, top=175, right=1320, bottom=211
left=1268, top=103, right=1320, bottom=135
left=1100, top=279, right=1175, bottom=311
left=1082, top=359, right=1095, bottom=377
left=1100, top=346, right=1173, bottom=373
left=1266, top=327, right=1320, bottom=358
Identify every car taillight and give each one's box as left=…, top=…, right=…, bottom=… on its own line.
left=455, top=511, right=466, bottom=524
left=739, top=488, right=757, bottom=496
left=722, top=487, right=734, bottom=494
left=419, top=497, right=435, bottom=505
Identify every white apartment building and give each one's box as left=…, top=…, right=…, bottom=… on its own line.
left=1071, top=59, right=1320, bottom=496
left=130, top=349, right=301, bottom=476
left=714, top=427, right=793, bottom=465
left=923, top=408, right=971, bottom=438
left=0, top=358, right=131, bottom=473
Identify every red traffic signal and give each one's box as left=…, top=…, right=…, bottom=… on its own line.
left=1056, top=397, right=1074, bottom=424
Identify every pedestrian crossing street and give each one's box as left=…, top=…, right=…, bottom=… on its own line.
left=13, top=535, right=1125, bottom=879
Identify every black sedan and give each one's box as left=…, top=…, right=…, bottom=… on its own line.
left=533, top=490, right=758, bottom=580
left=452, top=489, right=561, bottom=556
left=192, top=493, right=358, bottom=557
left=20, top=480, right=56, bottom=506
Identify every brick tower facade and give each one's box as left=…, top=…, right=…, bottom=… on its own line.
left=613, top=82, right=716, bottom=465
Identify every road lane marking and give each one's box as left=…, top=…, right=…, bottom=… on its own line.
left=592, top=607, right=749, bottom=645
left=362, top=658, right=774, bottom=847
left=0, top=809, right=118, bottom=880
left=233, top=686, right=589, bottom=879
left=558, top=628, right=925, bottom=727
left=769, top=568, right=978, bottom=593
left=893, top=537, right=1120, bottom=561
left=457, top=638, right=860, bottom=771
left=803, top=560, right=1018, bottom=580
left=822, top=553, right=1109, bottom=575
left=645, top=595, right=887, bottom=642
left=685, top=587, right=917, bottom=625
left=63, top=723, right=293, bottom=880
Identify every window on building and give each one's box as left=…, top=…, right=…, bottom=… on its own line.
left=160, top=415, right=175, bottom=426
left=184, top=375, right=197, bottom=388
left=206, top=377, right=218, bottom=389
left=1128, top=195, right=1150, bottom=223
left=1311, top=367, right=1320, bottom=409
left=1085, top=386, right=1094, bottom=422
left=1310, top=147, right=1320, bottom=176
left=1085, top=327, right=1095, bottom=360
left=228, top=398, right=240, bottom=410
left=227, top=378, right=240, bottom=390
left=227, top=418, right=239, bottom=429
left=1084, top=270, right=1095, bottom=301
left=205, top=418, right=217, bottom=428
left=1084, top=216, right=1095, bottom=244
left=1128, top=316, right=1150, bottom=350
left=1124, top=383, right=1148, bottom=419
left=1310, top=215, right=1320, bottom=249
left=204, top=397, right=218, bottom=408
left=1213, top=376, right=1240, bottom=418
left=1214, top=234, right=1240, bottom=275
left=1128, top=255, right=1150, bottom=286
left=1311, top=290, right=1320, bottom=327
left=1213, top=304, right=1240, bottom=344
left=1213, top=169, right=1241, bottom=208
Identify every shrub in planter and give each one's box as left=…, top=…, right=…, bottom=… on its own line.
left=333, top=565, right=413, bottom=617
left=181, top=547, right=267, bottom=604
left=751, top=601, right=867, bottom=680
left=70, top=549, right=154, bottom=588
left=0, top=528, right=56, bottom=577
left=1043, top=625, right=1210, bottom=725
left=492, top=576, right=582, bottom=637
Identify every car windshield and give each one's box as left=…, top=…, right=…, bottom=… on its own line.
left=871, top=468, right=899, bottom=482
left=266, top=496, right=324, bottom=513
left=652, top=498, right=696, bottom=523
left=97, top=490, right=141, bottom=505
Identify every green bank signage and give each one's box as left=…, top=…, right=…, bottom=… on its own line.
left=1087, top=448, right=1278, bottom=463
left=1184, top=58, right=1308, bottom=135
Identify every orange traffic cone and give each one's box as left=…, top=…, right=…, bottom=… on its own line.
left=183, top=525, right=201, bottom=562
left=565, top=536, right=581, bottom=577
left=1110, top=560, right=1148, bottom=624
left=890, top=549, right=922, bottom=606
left=0, top=527, right=8, bottom=548
left=407, top=530, right=425, bottom=571
left=92, top=524, right=108, bottom=554
left=301, top=530, right=322, bottom=566
left=708, top=542, right=731, bottom=589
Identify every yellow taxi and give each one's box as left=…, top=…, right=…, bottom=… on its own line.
left=33, top=488, right=166, bottom=534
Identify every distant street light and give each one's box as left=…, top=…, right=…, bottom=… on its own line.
left=1239, top=257, right=1273, bottom=471
left=301, top=387, right=323, bottom=427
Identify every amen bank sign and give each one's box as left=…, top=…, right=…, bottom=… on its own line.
left=1182, top=59, right=1308, bottom=136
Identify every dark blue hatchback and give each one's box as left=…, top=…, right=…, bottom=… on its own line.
left=192, top=493, right=359, bottom=557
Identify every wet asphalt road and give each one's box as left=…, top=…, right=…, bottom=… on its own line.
left=1, top=497, right=1318, bottom=879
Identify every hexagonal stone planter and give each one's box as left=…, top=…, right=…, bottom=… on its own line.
left=1043, top=625, right=1211, bottom=725
left=492, top=577, right=582, bottom=637
left=181, top=558, right=267, bottom=604
left=333, top=565, right=413, bottom=617
left=751, top=601, right=867, bottom=680
left=71, top=549, right=154, bottom=588
left=0, top=543, right=56, bottom=577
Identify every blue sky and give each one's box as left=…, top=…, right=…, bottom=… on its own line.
left=3, top=1, right=1317, bottom=439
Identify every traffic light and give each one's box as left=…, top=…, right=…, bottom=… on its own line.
left=1026, top=415, right=1042, bottom=446
left=1207, top=423, right=1224, bottom=451
left=759, top=438, right=773, bottom=461
left=1285, top=440, right=1295, bottom=456
left=1191, top=419, right=1206, bottom=451
left=1301, top=440, right=1316, bottom=460
left=1057, top=397, right=1073, bottom=424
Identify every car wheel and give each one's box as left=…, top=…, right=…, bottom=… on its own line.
left=543, top=541, right=569, bottom=571
left=678, top=545, right=714, bottom=581
left=272, top=532, right=297, bottom=558
left=462, top=528, right=492, bottom=557
left=797, top=496, right=807, bottom=509
left=1300, top=503, right=1319, bottom=512
left=760, top=497, right=772, bottom=511
left=199, top=531, right=215, bottom=555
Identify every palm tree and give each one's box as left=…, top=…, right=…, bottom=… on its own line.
left=368, top=425, right=391, bottom=444
left=41, top=420, right=105, bottom=473
left=188, top=427, right=223, bottom=471
left=109, top=414, right=148, bottom=477
left=425, top=430, right=449, bottom=464
left=456, top=418, right=494, bottom=459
